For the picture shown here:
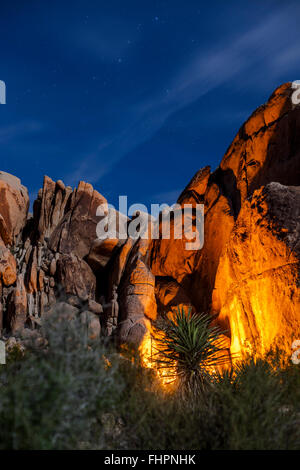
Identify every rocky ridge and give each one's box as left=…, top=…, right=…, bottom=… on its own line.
left=0, top=83, right=299, bottom=359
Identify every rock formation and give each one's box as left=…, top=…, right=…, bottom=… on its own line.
left=0, top=82, right=299, bottom=361
left=213, top=183, right=300, bottom=358
left=0, top=171, right=29, bottom=246
left=148, top=82, right=300, bottom=358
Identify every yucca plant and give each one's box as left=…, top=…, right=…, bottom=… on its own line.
left=153, top=306, right=230, bottom=395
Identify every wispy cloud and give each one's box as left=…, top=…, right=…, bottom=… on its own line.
left=165, top=4, right=298, bottom=109
left=64, top=136, right=118, bottom=187
left=65, top=4, right=300, bottom=187
left=270, top=43, right=300, bottom=72
left=0, top=121, right=43, bottom=144
left=65, top=158, right=110, bottom=188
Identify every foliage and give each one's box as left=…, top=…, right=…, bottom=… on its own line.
left=0, top=306, right=300, bottom=450
left=0, top=310, right=124, bottom=450
left=152, top=306, right=229, bottom=395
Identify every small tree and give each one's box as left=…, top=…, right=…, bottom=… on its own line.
left=153, top=306, right=229, bottom=395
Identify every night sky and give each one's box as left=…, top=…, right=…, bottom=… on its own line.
left=1, top=0, right=300, bottom=210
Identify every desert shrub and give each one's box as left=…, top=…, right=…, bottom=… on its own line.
left=0, top=309, right=124, bottom=450
left=1, top=305, right=300, bottom=450
left=210, top=357, right=300, bottom=449
left=111, top=356, right=224, bottom=450
left=152, top=306, right=229, bottom=396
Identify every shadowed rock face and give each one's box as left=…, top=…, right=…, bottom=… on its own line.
left=56, top=254, right=96, bottom=301
left=86, top=209, right=129, bottom=273
left=155, top=276, right=193, bottom=315
left=0, top=173, right=157, bottom=342
left=104, top=232, right=157, bottom=346
left=0, top=82, right=299, bottom=360
left=33, top=176, right=73, bottom=243
left=0, top=176, right=104, bottom=332
left=49, top=180, right=108, bottom=259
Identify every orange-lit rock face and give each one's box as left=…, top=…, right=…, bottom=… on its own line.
left=150, top=84, right=300, bottom=310
left=0, top=237, right=17, bottom=286
left=139, top=329, right=177, bottom=390
left=1, top=83, right=299, bottom=366
left=138, top=308, right=232, bottom=388
left=220, top=83, right=300, bottom=204
left=150, top=84, right=300, bottom=314
left=192, top=83, right=300, bottom=311
left=7, top=274, right=27, bottom=333
left=145, top=83, right=300, bottom=366
left=191, top=183, right=235, bottom=311
left=213, top=183, right=300, bottom=359
left=0, top=171, right=29, bottom=246
left=149, top=166, right=210, bottom=283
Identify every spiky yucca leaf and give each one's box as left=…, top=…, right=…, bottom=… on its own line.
left=153, top=306, right=229, bottom=394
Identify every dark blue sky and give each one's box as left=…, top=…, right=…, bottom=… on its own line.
left=1, top=0, right=300, bottom=210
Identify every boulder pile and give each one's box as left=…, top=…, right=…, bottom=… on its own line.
left=0, top=83, right=299, bottom=359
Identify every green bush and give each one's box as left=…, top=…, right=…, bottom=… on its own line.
left=152, top=306, right=229, bottom=396
left=0, top=310, right=124, bottom=450
left=212, top=357, right=300, bottom=449
left=0, top=306, right=300, bottom=450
